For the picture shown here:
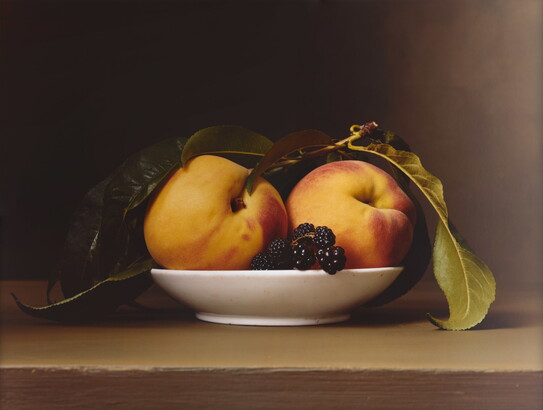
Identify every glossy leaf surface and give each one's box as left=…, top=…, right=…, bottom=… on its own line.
left=180, top=125, right=272, bottom=167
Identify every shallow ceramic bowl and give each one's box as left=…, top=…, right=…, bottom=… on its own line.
left=151, top=267, right=402, bottom=326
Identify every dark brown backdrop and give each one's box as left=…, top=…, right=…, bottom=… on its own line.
left=1, top=0, right=541, bottom=290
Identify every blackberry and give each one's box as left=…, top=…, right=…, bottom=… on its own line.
left=313, top=226, right=336, bottom=249
left=251, top=224, right=344, bottom=273
left=250, top=253, right=276, bottom=270
left=292, top=244, right=316, bottom=270
left=292, top=223, right=315, bottom=244
left=266, top=238, right=290, bottom=260
left=266, top=238, right=294, bottom=269
left=316, top=246, right=346, bottom=275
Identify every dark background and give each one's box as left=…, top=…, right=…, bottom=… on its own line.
left=1, top=0, right=541, bottom=291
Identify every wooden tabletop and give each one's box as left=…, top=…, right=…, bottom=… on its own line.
left=1, top=279, right=542, bottom=409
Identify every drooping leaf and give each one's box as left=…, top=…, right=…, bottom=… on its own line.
left=348, top=141, right=495, bottom=329
left=428, top=220, right=496, bottom=330
left=54, top=176, right=112, bottom=299
left=97, top=137, right=186, bottom=280
left=246, top=129, right=332, bottom=194
left=369, top=129, right=412, bottom=187
left=180, top=125, right=273, bottom=167
left=14, top=259, right=156, bottom=323
left=56, top=137, right=186, bottom=299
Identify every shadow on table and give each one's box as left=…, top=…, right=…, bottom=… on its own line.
left=15, top=284, right=541, bottom=331
left=345, top=305, right=443, bottom=328
left=346, top=304, right=542, bottom=330
left=469, top=310, right=543, bottom=331
left=17, top=305, right=542, bottom=330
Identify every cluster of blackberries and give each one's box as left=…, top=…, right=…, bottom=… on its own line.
left=250, top=223, right=347, bottom=275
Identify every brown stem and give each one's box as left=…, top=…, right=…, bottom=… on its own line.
left=267, top=121, right=379, bottom=171
left=348, top=121, right=379, bottom=139
left=337, top=149, right=355, bottom=160
left=291, top=233, right=315, bottom=247
left=230, top=197, right=246, bottom=212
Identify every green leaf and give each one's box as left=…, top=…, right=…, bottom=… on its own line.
left=53, top=175, right=112, bottom=300
left=362, top=139, right=431, bottom=307
left=14, top=259, right=156, bottom=323
left=428, top=220, right=496, bottom=330
left=348, top=141, right=496, bottom=329
left=180, top=125, right=273, bottom=167
left=56, top=137, right=186, bottom=298
left=246, top=129, right=332, bottom=194
left=369, top=129, right=412, bottom=187
left=366, top=129, right=411, bottom=152
left=97, top=137, right=187, bottom=280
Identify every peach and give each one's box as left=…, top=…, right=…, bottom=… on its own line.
left=144, top=155, right=288, bottom=270
left=286, top=160, right=416, bottom=268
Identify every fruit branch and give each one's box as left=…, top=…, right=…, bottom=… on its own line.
left=266, top=122, right=379, bottom=171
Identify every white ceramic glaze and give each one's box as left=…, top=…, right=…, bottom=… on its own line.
left=151, top=267, right=403, bottom=326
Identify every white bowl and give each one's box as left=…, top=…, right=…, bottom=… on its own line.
left=151, top=267, right=403, bottom=326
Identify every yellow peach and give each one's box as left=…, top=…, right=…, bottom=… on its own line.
left=144, top=155, right=288, bottom=270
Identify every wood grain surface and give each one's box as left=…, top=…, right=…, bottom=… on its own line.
left=2, top=367, right=542, bottom=410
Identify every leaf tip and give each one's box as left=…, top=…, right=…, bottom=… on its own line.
left=180, top=153, right=189, bottom=168
left=11, top=292, right=26, bottom=306
left=245, top=172, right=255, bottom=195
left=426, top=312, right=446, bottom=329
left=11, top=292, right=37, bottom=316
left=426, top=311, right=491, bottom=331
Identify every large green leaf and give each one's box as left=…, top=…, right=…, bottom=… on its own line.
left=180, top=125, right=273, bottom=167
left=56, top=137, right=186, bottom=298
left=348, top=141, right=495, bottom=330
left=429, top=220, right=496, bottom=330
left=97, top=137, right=187, bottom=281
left=246, top=129, right=332, bottom=194
left=53, top=175, right=112, bottom=300
left=13, top=259, right=156, bottom=323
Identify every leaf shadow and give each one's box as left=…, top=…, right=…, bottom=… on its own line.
left=343, top=306, right=448, bottom=328
left=344, top=304, right=542, bottom=330
left=98, top=307, right=198, bottom=328
left=469, top=310, right=543, bottom=331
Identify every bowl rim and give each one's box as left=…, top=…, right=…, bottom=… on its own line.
left=151, top=266, right=403, bottom=277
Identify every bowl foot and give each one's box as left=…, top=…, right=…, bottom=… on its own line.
left=195, top=312, right=350, bottom=326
